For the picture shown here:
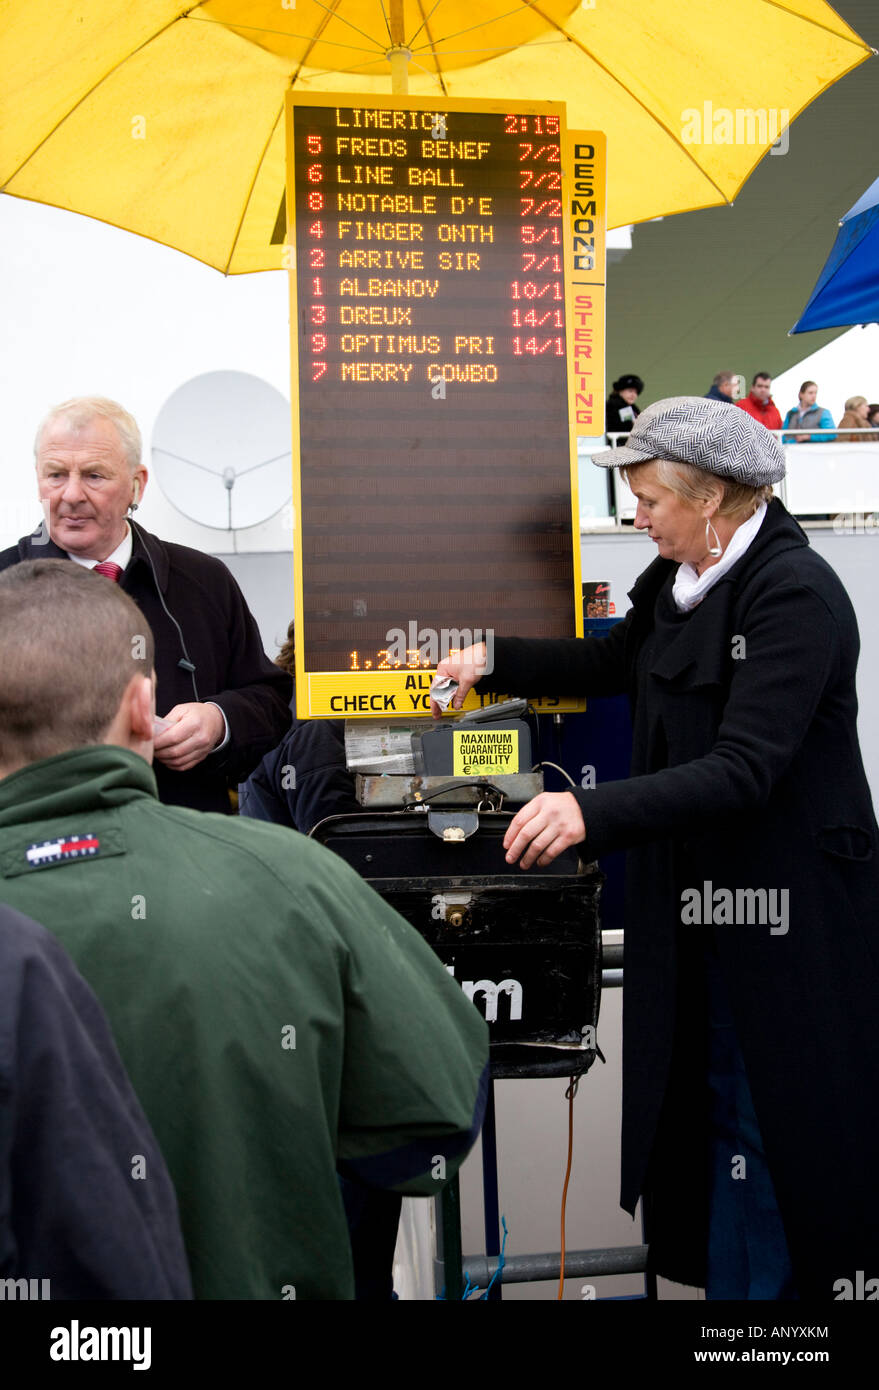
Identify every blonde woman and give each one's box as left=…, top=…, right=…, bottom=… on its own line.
left=433, top=397, right=879, bottom=1302
left=837, top=394, right=872, bottom=441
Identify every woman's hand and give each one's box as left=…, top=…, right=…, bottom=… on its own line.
left=429, top=641, right=488, bottom=718
left=503, top=791, right=586, bottom=869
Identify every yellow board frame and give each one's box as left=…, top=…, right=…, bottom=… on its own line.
left=285, top=91, right=586, bottom=718
left=566, top=131, right=606, bottom=439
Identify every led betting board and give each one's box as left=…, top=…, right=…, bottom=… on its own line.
left=286, top=94, right=592, bottom=719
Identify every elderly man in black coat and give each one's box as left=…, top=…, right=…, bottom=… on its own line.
left=434, top=398, right=879, bottom=1301
left=0, top=397, right=291, bottom=812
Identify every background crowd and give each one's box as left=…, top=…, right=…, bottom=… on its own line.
left=606, top=371, right=879, bottom=443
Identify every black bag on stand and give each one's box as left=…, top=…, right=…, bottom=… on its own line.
left=312, top=781, right=603, bottom=1080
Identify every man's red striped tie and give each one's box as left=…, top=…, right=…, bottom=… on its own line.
left=93, top=561, right=123, bottom=583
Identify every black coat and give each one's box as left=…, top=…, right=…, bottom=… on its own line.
left=239, top=704, right=360, bottom=834
left=0, top=903, right=192, bottom=1298
left=0, top=525, right=292, bottom=813
left=485, top=499, right=879, bottom=1297
left=605, top=392, right=641, bottom=439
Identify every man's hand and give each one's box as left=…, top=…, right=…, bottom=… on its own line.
left=429, top=642, right=489, bottom=718
left=152, top=703, right=226, bottom=772
left=503, top=791, right=586, bottom=870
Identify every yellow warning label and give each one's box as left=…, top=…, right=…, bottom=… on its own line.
left=302, top=672, right=584, bottom=718
left=453, top=729, right=519, bottom=777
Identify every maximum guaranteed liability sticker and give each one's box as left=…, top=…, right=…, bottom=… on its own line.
left=452, top=728, right=520, bottom=776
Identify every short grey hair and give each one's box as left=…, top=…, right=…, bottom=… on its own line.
left=0, top=560, right=155, bottom=770
left=34, top=397, right=142, bottom=472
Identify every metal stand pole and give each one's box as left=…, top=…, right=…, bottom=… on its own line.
left=481, top=1077, right=502, bottom=1300
left=438, top=1176, right=464, bottom=1300
left=641, top=1202, right=657, bottom=1299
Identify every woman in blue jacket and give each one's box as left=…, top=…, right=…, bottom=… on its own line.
left=782, top=380, right=836, bottom=442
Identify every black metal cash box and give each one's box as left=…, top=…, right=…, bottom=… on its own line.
left=313, top=801, right=602, bottom=1079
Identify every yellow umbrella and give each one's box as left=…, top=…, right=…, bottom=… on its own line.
left=1, top=1, right=872, bottom=273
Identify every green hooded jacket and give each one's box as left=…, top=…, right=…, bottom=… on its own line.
left=0, top=746, right=489, bottom=1299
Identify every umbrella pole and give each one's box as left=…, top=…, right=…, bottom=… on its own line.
left=388, top=47, right=411, bottom=94
left=387, top=0, right=410, bottom=94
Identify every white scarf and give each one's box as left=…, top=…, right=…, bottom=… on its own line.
left=672, top=501, right=768, bottom=612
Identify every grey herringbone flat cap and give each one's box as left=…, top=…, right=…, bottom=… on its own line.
left=592, top=395, right=786, bottom=484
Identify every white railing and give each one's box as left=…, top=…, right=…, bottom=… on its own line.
left=600, top=428, right=879, bottom=527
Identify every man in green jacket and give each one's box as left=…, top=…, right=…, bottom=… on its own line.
left=0, top=560, right=489, bottom=1300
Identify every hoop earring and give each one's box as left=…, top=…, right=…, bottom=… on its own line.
left=705, top=518, right=723, bottom=557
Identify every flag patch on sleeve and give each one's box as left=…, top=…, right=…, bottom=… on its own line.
left=26, top=834, right=100, bottom=867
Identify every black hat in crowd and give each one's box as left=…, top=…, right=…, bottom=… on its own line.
left=612, top=374, right=644, bottom=395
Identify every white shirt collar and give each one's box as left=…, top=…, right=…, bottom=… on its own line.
left=66, top=522, right=133, bottom=572
left=672, top=501, right=768, bottom=613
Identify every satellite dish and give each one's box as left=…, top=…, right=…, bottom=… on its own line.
left=151, top=372, right=291, bottom=530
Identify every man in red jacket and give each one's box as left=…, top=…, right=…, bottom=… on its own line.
left=736, top=372, right=783, bottom=431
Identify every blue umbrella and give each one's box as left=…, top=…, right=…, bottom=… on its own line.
left=790, top=175, right=879, bottom=333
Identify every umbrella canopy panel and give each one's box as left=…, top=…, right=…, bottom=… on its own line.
left=207, top=0, right=583, bottom=75
left=1, top=0, right=872, bottom=273
left=791, top=174, right=879, bottom=331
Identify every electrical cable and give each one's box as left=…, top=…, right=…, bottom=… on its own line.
left=532, top=759, right=577, bottom=788
left=557, top=1076, right=580, bottom=1300
left=129, top=518, right=200, bottom=703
